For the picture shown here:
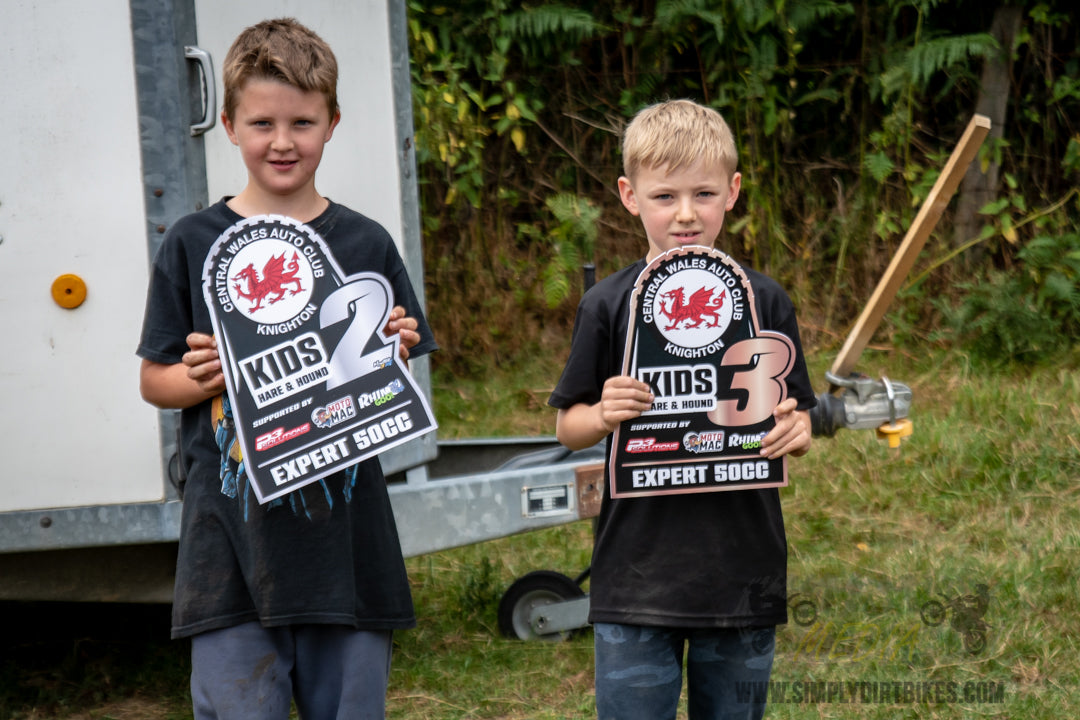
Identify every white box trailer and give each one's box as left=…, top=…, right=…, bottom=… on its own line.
left=0, top=0, right=604, bottom=607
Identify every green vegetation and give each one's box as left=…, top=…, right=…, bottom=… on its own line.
left=409, top=0, right=1080, bottom=377
left=941, top=222, right=1080, bottom=365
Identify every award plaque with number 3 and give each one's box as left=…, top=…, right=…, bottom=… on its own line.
left=610, top=246, right=795, bottom=498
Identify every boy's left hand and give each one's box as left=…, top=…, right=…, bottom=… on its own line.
left=385, top=305, right=420, bottom=360
left=759, top=397, right=811, bottom=459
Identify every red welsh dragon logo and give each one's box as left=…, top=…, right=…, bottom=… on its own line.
left=658, top=286, right=727, bottom=330
left=232, top=252, right=305, bottom=312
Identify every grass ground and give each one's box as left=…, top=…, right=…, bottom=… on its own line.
left=1, top=349, right=1077, bottom=718
left=393, top=348, right=1080, bottom=718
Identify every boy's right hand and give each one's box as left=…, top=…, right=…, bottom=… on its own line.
left=555, top=375, right=654, bottom=451
left=183, top=333, right=225, bottom=394
left=598, top=375, right=654, bottom=433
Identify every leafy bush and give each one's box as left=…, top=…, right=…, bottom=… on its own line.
left=407, top=1, right=1080, bottom=374
left=945, top=229, right=1080, bottom=364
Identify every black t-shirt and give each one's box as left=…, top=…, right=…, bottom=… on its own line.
left=138, top=199, right=436, bottom=639
left=549, top=258, right=816, bottom=628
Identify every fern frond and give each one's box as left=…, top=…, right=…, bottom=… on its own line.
left=500, top=5, right=604, bottom=42
left=546, top=193, right=600, bottom=257
left=865, top=151, right=895, bottom=183
left=904, top=33, right=999, bottom=89
left=654, top=0, right=726, bottom=43
left=787, top=0, right=855, bottom=31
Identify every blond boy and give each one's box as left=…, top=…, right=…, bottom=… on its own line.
left=550, top=100, right=814, bottom=720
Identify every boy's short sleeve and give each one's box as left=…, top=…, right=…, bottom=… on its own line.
left=137, top=211, right=217, bottom=365
left=379, top=235, right=438, bottom=359
left=746, top=269, right=816, bottom=410
left=139, top=264, right=193, bottom=365
left=548, top=303, right=607, bottom=410
left=548, top=261, right=644, bottom=411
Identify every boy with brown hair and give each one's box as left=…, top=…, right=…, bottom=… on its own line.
left=137, top=18, right=435, bottom=719
left=549, top=99, right=815, bottom=719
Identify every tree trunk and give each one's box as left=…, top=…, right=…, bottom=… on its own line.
left=953, top=4, right=1023, bottom=265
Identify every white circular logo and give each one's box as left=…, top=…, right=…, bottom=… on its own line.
left=651, top=268, right=733, bottom=348
left=227, top=239, right=315, bottom=324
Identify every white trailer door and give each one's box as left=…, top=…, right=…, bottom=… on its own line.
left=0, top=0, right=163, bottom=513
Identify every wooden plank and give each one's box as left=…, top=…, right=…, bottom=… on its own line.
left=829, top=114, right=992, bottom=388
